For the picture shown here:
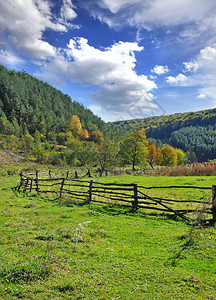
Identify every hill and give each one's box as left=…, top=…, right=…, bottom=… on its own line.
left=0, top=64, right=119, bottom=139
left=112, top=108, right=216, bottom=162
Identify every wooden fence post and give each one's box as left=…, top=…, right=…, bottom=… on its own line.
left=18, top=172, right=23, bottom=191
left=211, top=185, right=216, bottom=225
left=86, top=169, right=91, bottom=178
left=132, top=184, right=138, bottom=210
left=75, top=171, right=78, bottom=179
left=35, top=171, right=39, bottom=193
left=49, top=170, right=52, bottom=179
left=60, top=178, right=65, bottom=199
left=88, top=180, right=93, bottom=202
left=66, top=171, right=69, bottom=179
left=29, top=178, right=33, bottom=193
left=24, top=178, right=29, bottom=192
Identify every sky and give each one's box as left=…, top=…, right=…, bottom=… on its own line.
left=1, top=0, right=216, bottom=122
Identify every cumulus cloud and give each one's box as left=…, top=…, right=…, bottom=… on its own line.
left=183, top=61, right=199, bottom=72
left=166, top=73, right=187, bottom=85
left=60, top=0, right=77, bottom=21
left=183, top=45, right=216, bottom=77
left=66, top=38, right=156, bottom=113
left=182, top=45, right=216, bottom=102
left=151, top=65, right=169, bottom=75
left=0, top=0, right=76, bottom=59
left=36, top=38, right=157, bottom=119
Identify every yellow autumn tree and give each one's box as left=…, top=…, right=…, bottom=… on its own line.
left=68, top=115, right=82, bottom=137
left=161, top=145, right=178, bottom=166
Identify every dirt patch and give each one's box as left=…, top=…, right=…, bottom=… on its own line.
left=0, top=150, right=23, bottom=164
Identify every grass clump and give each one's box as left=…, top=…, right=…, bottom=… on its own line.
left=0, top=257, right=52, bottom=283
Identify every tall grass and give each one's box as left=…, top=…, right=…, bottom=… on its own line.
left=150, top=162, right=216, bottom=176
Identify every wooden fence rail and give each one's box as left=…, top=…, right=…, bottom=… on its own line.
left=18, top=171, right=216, bottom=226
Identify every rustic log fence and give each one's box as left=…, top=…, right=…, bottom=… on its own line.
left=18, top=171, right=216, bottom=226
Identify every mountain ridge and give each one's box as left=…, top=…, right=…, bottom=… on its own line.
left=112, top=107, right=216, bottom=162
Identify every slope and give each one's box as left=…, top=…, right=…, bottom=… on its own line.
left=0, top=64, right=117, bottom=138
left=112, top=108, right=216, bottom=162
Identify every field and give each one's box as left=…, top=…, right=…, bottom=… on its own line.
left=0, top=165, right=216, bottom=299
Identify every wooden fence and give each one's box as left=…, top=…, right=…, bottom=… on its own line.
left=18, top=171, right=216, bottom=226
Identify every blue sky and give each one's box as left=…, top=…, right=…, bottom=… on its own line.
left=1, top=0, right=216, bottom=122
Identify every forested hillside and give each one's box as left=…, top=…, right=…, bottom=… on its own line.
left=112, top=109, right=216, bottom=162
left=0, top=64, right=119, bottom=139
left=1, top=63, right=216, bottom=166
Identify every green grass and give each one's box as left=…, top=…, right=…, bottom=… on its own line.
left=0, top=170, right=216, bottom=299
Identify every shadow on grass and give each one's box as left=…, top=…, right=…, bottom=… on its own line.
left=87, top=203, right=134, bottom=216
left=83, top=202, right=189, bottom=224
left=165, top=237, right=195, bottom=267
left=165, top=226, right=198, bottom=267
left=15, top=187, right=192, bottom=224
left=13, top=186, right=59, bottom=203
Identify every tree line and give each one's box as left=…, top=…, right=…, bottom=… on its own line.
left=0, top=64, right=192, bottom=172
left=1, top=118, right=190, bottom=175
left=112, top=107, right=216, bottom=162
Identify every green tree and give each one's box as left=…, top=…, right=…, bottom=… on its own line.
left=0, top=116, right=8, bottom=134
left=12, top=117, right=20, bottom=137
left=47, top=131, right=57, bottom=144
left=96, top=140, right=119, bottom=176
left=24, top=134, right=34, bottom=151
left=176, top=149, right=185, bottom=165
left=34, top=130, right=41, bottom=147
left=185, top=151, right=197, bottom=164
left=119, top=128, right=148, bottom=171
left=77, top=142, right=98, bottom=167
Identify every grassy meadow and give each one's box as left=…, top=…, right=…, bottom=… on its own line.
left=0, top=165, right=216, bottom=299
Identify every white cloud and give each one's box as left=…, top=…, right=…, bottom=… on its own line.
left=198, top=87, right=216, bottom=104
left=197, top=93, right=206, bottom=99
left=84, top=0, right=216, bottom=29
left=183, top=61, right=199, bottom=72
left=66, top=38, right=156, bottom=113
left=0, top=50, right=24, bottom=67
left=200, top=46, right=216, bottom=61
left=183, top=45, right=216, bottom=80
left=151, top=65, right=169, bottom=75
left=34, top=52, right=69, bottom=85
left=166, top=73, right=187, bottom=85
left=88, top=104, right=103, bottom=116
left=101, top=0, right=141, bottom=14
left=60, top=0, right=77, bottom=21
left=0, top=0, right=76, bottom=59
left=36, top=38, right=157, bottom=119
left=182, top=45, right=216, bottom=103
left=183, top=46, right=216, bottom=78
